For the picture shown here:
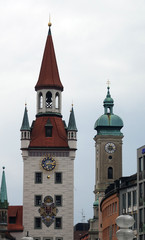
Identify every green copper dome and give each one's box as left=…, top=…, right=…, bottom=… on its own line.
left=94, top=86, right=123, bottom=136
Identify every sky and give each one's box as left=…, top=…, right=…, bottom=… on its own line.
left=0, top=0, right=145, bottom=224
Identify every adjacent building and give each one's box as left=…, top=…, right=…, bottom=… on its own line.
left=100, top=174, right=137, bottom=240
left=137, top=145, right=145, bottom=239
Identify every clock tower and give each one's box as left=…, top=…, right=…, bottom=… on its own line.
left=94, top=86, right=123, bottom=197
left=20, top=23, right=77, bottom=240
left=89, top=86, right=123, bottom=240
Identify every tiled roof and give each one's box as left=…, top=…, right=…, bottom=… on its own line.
left=8, top=206, right=23, bottom=232
left=35, top=27, right=63, bottom=91
left=29, top=116, right=69, bottom=148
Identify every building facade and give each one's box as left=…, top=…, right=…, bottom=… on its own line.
left=137, top=145, right=145, bottom=240
left=100, top=175, right=137, bottom=240
left=20, top=24, right=77, bottom=240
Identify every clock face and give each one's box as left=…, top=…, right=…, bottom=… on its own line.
left=41, top=156, right=56, bottom=171
left=105, top=142, right=116, bottom=153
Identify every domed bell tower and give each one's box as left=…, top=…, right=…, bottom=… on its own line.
left=94, top=85, right=123, bottom=198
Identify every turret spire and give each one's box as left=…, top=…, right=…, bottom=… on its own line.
left=20, top=105, right=30, bottom=131
left=68, top=106, right=77, bottom=131
left=0, top=167, right=8, bottom=209
left=35, top=24, right=63, bottom=91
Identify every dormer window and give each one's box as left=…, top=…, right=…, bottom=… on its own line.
left=45, top=118, right=53, bottom=137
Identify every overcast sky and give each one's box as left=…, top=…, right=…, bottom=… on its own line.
left=0, top=0, right=145, bottom=224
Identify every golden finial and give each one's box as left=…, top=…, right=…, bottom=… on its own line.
left=48, top=14, right=52, bottom=27
left=106, top=79, right=111, bottom=87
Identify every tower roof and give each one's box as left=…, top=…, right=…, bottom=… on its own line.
left=20, top=105, right=30, bottom=131
left=35, top=25, right=63, bottom=91
left=0, top=167, right=8, bottom=208
left=94, top=86, right=123, bottom=136
left=68, top=106, right=77, bottom=131
left=29, top=116, right=69, bottom=148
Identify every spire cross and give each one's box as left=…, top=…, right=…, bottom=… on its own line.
left=106, top=79, right=111, bottom=87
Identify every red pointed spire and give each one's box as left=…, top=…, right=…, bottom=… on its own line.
left=35, top=25, right=63, bottom=91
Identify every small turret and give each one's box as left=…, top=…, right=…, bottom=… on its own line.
left=67, top=106, right=77, bottom=151
left=0, top=167, right=8, bottom=231
left=20, top=105, right=30, bottom=149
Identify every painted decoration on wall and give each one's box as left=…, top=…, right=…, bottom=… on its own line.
left=38, top=196, right=58, bottom=227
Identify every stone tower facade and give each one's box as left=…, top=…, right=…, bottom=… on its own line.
left=20, top=24, right=77, bottom=240
left=94, top=86, right=123, bottom=197
left=89, top=86, right=123, bottom=240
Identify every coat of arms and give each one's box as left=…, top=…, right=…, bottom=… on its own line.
left=38, top=196, right=58, bottom=227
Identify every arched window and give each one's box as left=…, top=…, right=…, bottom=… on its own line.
left=108, top=167, right=113, bottom=179
left=71, top=132, right=74, bottom=138
left=107, top=107, right=110, bottom=114
left=46, top=91, right=52, bottom=108
left=55, top=92, right=59, bottom=109
left=39, top=92, right=43, bottom=109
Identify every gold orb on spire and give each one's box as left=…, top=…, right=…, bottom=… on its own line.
left=48, top=22, right=52, bottom=27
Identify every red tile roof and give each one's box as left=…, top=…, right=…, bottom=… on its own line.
left=8, top=206, right=23, bottom=232
left=35, top=27, right=63, bottom=91
left=29, top=116, right=69, bottom=148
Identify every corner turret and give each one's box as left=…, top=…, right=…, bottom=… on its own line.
left=20, top=105, right=30, bottom=150
left=0, top=167, right=8, bottom=231
left=68, top=106, right=77, bottom=155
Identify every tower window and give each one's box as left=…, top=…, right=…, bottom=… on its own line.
left=108, top=167, right=113, bottom=179
left=39, top=92, right=43, bottom=109
left=35, top=172, right=42, bottom=184
left=107, top=107, right=110, bottom=114
left=34, top=217, right=42, bottom=229
left=55, top=92, right=59, bottom=109
left=55, top=195, right=62, bottom=206
left=43, top=238, right=53, bottom=240
left=55, top=217, right=62, bottom=229
left=46, top=91, right=52, bottom=108
left=35, top=195, right=42, bottom=206
left=55, top=172, right=62, bottom=184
